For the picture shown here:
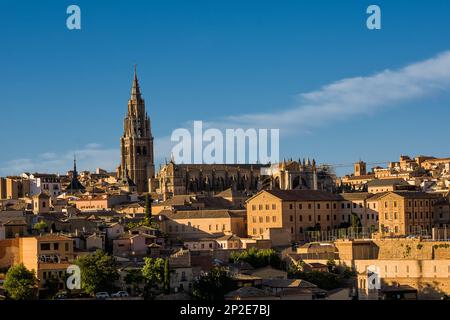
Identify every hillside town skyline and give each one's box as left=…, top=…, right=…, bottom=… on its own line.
left=1, top=0, right=450, bottom=306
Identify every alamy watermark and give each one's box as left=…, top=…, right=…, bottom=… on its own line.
left=66, top=265, right=81, bottom=290
left=170, top=121, right=279, bottom=165
left=367, top=265, right=381, bottom=290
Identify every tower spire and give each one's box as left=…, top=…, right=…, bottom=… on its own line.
left=131, top=64, right=141, bottom=100
left=73, top=154, right=77, bottom=176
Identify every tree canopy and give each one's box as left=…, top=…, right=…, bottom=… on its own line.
left=229, top=248, right=282, bottom=269
left=4, top=264, right=37, bottom=300
left=75, top=250, right=119, bottom=295
left=192, top=267, right=235, bottom=300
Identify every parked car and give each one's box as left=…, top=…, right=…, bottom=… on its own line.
left=95, top=292, right=110, bottom=299
left=54, top=291, right=68, bottom=300
left=111, top=291, right=129, bottom=298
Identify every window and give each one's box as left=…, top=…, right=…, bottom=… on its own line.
left=265, top=204, right=269, bottom=210
left=299, top=227, right=303, bottom=233
left=259, top=217, right=263, bottom=223
left=393, top=201, right=397, bottom=208
left=272, top=216, right=276, bottom=222
left=289, top=204, right=293, bottom=210
left=40, top=243, right=50, bottom=251
left=259, top=205, right=263, bottom=210
left=353, top=203, right=357, bottom=209
left=347, top=203, right=351, bottom=209
left=299, top=204, right=303, bottom=210
left=272, top=204, right=276, bottom=210
left=53, top=243, right=59, bottom=250
left=266, top=216, right=270, bottom=223
left=341, top=203, right=345, bottom=209
left=209, top=224, right=212, bottom=230
left=252, top=205, right=256, bottom=210
left=326, top=203, right=330, bottom=209
left=308, top=215, right=312, bottom=222
left=252, top=217, right=256, bottom=223
left=65, top=243, right=69, bottom=251
left=326, top=215, right=330, bottom=221
left=333, top=203, right=337, bottom=209
left=299, top=215, right=303, bottom=222
left=252, top=228, right=256, bottom=234
left=308, top=204, right=312, bottom=209
left=317, top=204, right=321, bottom=210
left=289, top=215, right=293, bottom=222
left=333, top=214, right=337, bottom=220
left=317, top=215, right=321, bottom=221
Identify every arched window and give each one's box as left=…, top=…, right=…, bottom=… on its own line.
left=136, top=146, right=141, bottom=156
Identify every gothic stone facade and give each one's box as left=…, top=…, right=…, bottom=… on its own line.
left=118, top=69, right=155, bottom=193
left=155, top=159, right=335, bottom=200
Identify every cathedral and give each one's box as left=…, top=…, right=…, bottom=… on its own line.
left=117, top=68, right=336, bottom=197
left=155, top=159, right=336, bottom=200
left=118, top=67, right=155, bottom=193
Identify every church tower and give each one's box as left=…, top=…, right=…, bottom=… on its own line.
left=119, top=66, right=155, bottom=193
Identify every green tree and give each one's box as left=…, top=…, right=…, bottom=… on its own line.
left=124, top=269, right=145, bottom=295
left=32, top=221, right=48, bottom=232
left=141, top=257, right=165, bottom=296
left=75, top=250, right=119, bottom=295
left=144, top=194, right=152, bottom=225
left=4, top=264, right=37, bottom=300
left=163, top=258, right=170, bottom=294
left=43, top=274, right=61, bottom=299
left=326, top=259, right=337, bottom=273
left=229, top=248, right=282, bottom=269
left=289, top=270, right=341, bottom=290
left=192, top=267, right=235, bottom=300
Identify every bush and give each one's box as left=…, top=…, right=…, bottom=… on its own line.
left=229, top=248, right=282, bottom=269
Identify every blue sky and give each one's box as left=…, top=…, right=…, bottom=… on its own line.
left=1, top=0, right=450, bottom=176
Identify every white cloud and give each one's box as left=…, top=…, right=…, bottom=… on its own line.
left=3, top=51, right=450, bottom=175
left=0, top=138, right=174, bottom=176
left=0, top=144, right=119, bottom=176
left=212, top=51, right=450, bottom=134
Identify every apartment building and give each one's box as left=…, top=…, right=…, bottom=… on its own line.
left=377, top=191, right=443, bottom=236
left=159, top=209, right=247, bottom=240
left=19, top=235, right=75, bottom=290
left=246, top=190, right=343, bottom=242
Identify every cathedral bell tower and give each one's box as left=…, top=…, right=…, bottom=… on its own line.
left=119, top=66, right=155, bottom=193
